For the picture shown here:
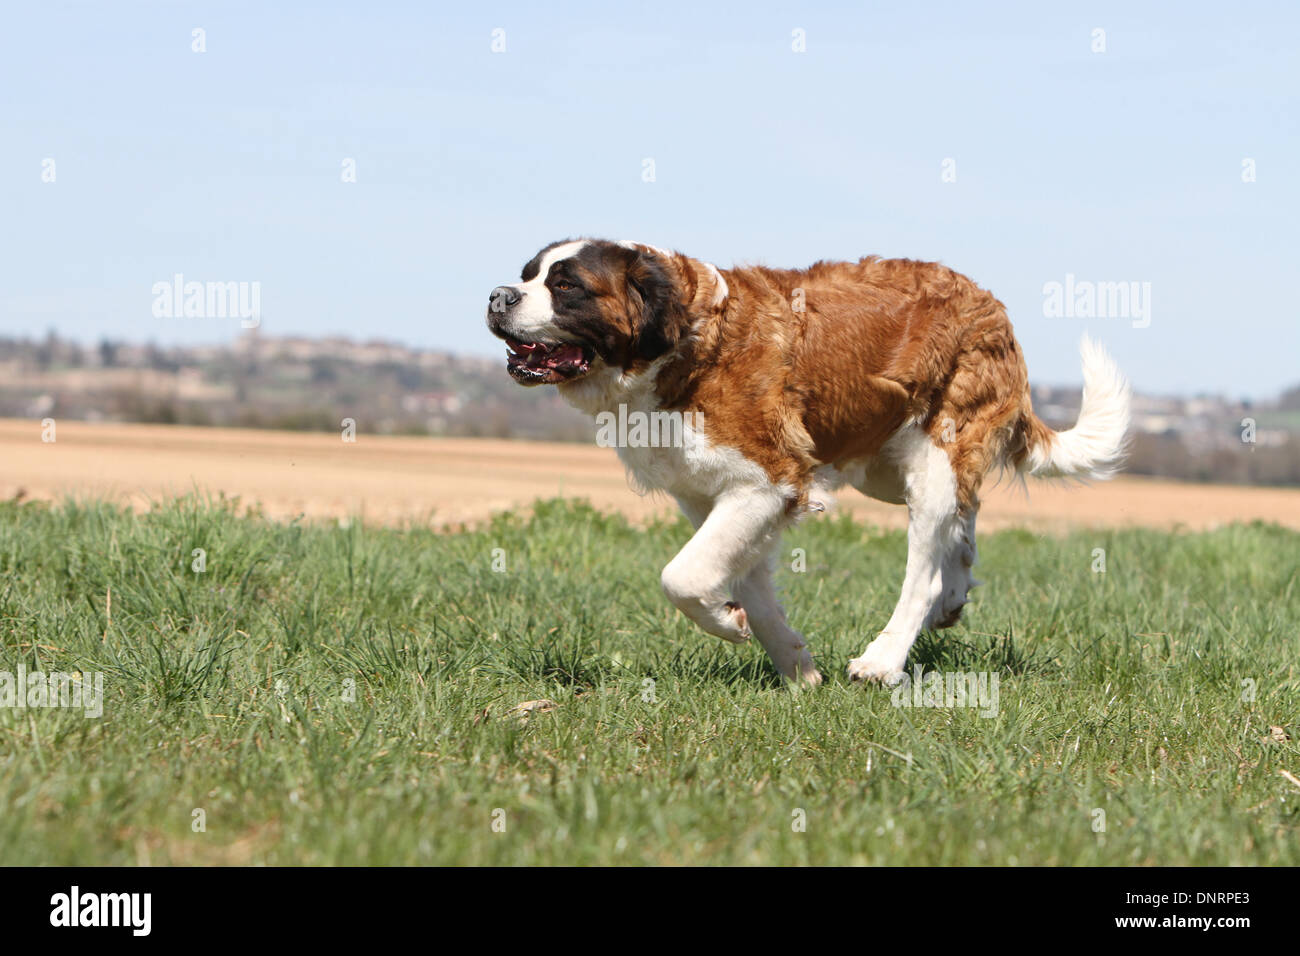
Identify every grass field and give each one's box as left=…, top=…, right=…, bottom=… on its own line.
left=0, top=495, right=1297, bottom=865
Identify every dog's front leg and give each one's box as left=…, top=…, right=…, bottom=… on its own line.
left=660, top=488, right=787, bottom=646
left=734, top=551, right=822, bottom=686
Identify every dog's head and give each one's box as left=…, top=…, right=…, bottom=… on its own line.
left=485, top=239, right=720, bottom=388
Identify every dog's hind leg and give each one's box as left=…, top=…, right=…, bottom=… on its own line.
left=928, top=508, right=978, bottom=630
left=847, top=427, right=965, bottom=685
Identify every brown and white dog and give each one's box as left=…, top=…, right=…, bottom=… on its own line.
left=485, top=239, right=1130, bottom=687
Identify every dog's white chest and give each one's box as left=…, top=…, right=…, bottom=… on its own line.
left=562, top=363, right=775, bottom=502
left=614, top=426, right=708, bottom=496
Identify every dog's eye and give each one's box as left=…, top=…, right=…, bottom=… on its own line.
left=553, top=280, right=577, bottom=292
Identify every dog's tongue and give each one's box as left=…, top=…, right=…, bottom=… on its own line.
left=543, top=344, right=585, bottom=368
left=511, top=339, right=586, bottom=370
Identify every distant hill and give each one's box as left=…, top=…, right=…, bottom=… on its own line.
left=2, top=332, right=1296, bottom=486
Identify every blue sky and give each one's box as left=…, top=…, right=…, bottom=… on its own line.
left=2, top=1, right=1296, bottom=397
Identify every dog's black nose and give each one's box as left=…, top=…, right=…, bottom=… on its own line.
left=488, top=286, right=520, bottom=312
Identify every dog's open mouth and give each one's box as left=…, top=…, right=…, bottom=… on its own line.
left=504, top=338, right=593, bottom=385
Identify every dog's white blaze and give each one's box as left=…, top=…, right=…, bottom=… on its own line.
left=505, top=239, right=589, bottom=338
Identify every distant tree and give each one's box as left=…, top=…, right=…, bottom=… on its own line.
left=34, top=330, right=57, bottom=370
left=98, top=339, right=118, bottom=368
left=310, top=358, right=338, bottom=384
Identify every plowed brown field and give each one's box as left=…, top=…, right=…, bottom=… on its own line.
left=3, top=419, right=1297, bottom=531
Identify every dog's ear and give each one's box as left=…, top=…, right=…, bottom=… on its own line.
left=624, top=248, right=684, bottom=363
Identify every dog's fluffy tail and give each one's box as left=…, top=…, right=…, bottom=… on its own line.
left=1020, top=335, right=1131, bottom=481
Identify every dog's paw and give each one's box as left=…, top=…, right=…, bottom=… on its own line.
left=846, top=650, right=906, bottom=686
left=789, top=666, right=824, bottom=689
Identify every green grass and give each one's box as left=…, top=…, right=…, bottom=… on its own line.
left=0, top=495, right=1297, bottom=865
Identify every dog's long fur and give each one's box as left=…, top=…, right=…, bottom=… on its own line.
left=486, top=239, right=1130, bottom=685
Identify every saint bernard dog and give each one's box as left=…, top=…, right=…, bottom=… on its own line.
left=486, top=239, right=1130, bottom=687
